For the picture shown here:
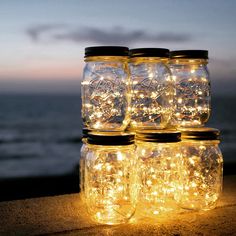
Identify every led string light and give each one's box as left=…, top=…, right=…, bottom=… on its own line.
left=82, top=65, right=129, bottom=130
left=130, top=63, right=174, bottom=129
left=175, top=141, right=223, bottom=210
left=85, top=145, right=137, bottom=224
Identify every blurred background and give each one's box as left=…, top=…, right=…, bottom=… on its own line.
left=0, top=0, right=235, bottom=201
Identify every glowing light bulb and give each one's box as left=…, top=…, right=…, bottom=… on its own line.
left=94, top=122, right=101, bottom=129
left=177, top=98, right=183, bottom=104
left=81, top=81, right=90, bottom=85
left=117, top=152, right=123, bottom=161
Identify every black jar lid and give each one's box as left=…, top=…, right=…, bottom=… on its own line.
left=136, top=130, right=181, bottom=143
left=87, top=131, right=135, bottom=145
left=170, top=50, right=208, bottom=59
left=180, top=127, right=220, bottom=140
left=82, top=128, right=92, bottom=138
left=85, top=46, right=129, bottom=57
left=129, top=48, right=170, bottom=58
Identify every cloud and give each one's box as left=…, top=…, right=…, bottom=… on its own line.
left=26, top=24, right=192, bottom=45
left=26, top=24, right=67, bottom=42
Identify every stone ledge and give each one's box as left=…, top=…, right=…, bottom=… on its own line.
left=0, top=175, right=236, bottom=236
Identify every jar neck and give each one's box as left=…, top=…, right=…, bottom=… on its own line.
left=169, top=58, right=208, bottom=65
left=182, top=139, right=220, bottom=145
left=85, top=56, right=128, bottom=63
left=129, top=57, right=169, bottom=64
left=137, top=140, right=180, bottom=144
left=87, top=143, right=135, bottom=149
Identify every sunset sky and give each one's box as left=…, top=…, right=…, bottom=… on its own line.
left=0, top=0, right=236, bottom=94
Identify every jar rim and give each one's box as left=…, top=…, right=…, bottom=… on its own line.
left=82, top=128, right=92, bottom=138
left=170, top=50, right=208, bottom=59
left=180, top=127, right=220, bottom=140
left=87, top=131, right=135, bottom=145
left=136, top=129, right=181, bottom=143
left=129, top=48, right=169, bottom=58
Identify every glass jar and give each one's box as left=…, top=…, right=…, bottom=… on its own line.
left=129, top=48, right=174, bottom=130
left=84, top=132, right=137, bottom=225
left=169, top=50, right=210, bottom=127
left=80, top=128, right=91, bottom=202
left=82, top=46, right=130, bottom=131
left=176, top=128, right=223, bottom=211
left=136, top=130, right=182, bottom=217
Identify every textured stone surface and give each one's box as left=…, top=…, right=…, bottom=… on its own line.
left=0, top=175, right=236, bottom=236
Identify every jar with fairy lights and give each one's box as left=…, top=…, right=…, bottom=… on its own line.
left=82, top=46, right=130, bottom=131
left=129, top=48, right=174, bottom=130
left=175, top=128, right=223, bottom=211
left=84, top=132, right=137, bottom=225
left=80, top=128, right=91, bottom=202
left=135, top=130, right=182, bottom=216
left=169, top=50, right=210, bottom=127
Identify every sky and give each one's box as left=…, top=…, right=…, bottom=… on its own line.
left=0, top=0, right=236, bottom=94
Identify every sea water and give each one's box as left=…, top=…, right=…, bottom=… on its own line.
left=0, top=94, right=234, bottom=178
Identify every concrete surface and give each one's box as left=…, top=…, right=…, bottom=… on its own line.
left=0, top=175, right=236, bottom=236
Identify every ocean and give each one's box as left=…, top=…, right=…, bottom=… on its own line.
left=0, top=94, right=235, bottom=178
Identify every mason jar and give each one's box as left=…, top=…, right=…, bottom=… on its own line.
left=169, top=50, right=210, bottom=127
left=80, top=128, right=91, bottom=202
left=84, top=132, right=137, bottom=225
left=176, top=128, right=223, bottom=211
left=136, top=130, right=182, bottom=217
left=82, top=46, right=130, bottom=131
left=129, top=48, right=174, bottom=130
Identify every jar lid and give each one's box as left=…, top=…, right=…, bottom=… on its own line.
left=180, top=127, right=220, bottom=140
left=87, top=131, right=135, bottom=145
left=136, top=130, right=181, bottom=143
left=129, top=48, right=169, bottom=58
left=82, top=128, right=92, bottom=138
left=85, top=46, right=129, bottom=57
left=170, top=50, right=208, bottom=59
